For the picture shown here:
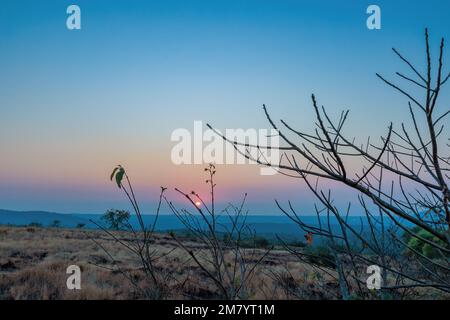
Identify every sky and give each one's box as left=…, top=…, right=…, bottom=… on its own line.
left=0, top=0, right=449, bottom=214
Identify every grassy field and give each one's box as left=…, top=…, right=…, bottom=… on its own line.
left=0, top=226, right=339, bottom=300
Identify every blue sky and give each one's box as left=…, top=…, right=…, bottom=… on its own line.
left=0, top=0, right=449, bottom=214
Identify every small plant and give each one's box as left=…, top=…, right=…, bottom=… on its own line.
left=89, top=165, right=172, bottom=300
left=50, top=220, right=61, bottom=228
left=28, top=222, right=42, bottom=228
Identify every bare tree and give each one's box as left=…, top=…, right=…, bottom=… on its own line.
left=165, top=164, right=272, bottom=299
left=208, top=29, right=450, bottom=298
left=101, top=209, right=130, bottom=231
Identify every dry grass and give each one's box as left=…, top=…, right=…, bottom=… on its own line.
left=0, top=226, right=328, bottom=300
left=2, top=226, right=446, bottom=300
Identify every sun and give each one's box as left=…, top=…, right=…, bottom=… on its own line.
left=195, top=201, right=201, bottom=207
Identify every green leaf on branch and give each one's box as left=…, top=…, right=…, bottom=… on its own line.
left=111, top=165, right=125, bottom=189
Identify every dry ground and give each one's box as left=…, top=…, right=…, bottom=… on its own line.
left=0, top=226, right=337, bottom=300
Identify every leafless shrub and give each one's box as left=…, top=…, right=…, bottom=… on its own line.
left=89, top=165, right=174, bottom=299
left=209, top=29, right=450, bottom=299
left=165, top=164, right=272, bottom=299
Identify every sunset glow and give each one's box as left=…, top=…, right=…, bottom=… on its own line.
left=1, top=0, right=449, bottom=214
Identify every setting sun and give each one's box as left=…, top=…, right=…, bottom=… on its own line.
left=195, top=201, right=201, bottom=207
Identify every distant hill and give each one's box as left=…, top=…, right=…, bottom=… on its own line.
left=0, top=209, right=382, bottom=242
left=0, top=209, right=310, bottom=238
left=0, top=209, right=92, bottom=228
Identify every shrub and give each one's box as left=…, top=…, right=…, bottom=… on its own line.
left=404, top=227, right=447, bottom=259
left=101, top=209, right=130, bottom=231
left=28, top=222, right=42, bottom=228
left=50, top=220, right=61, bottom=228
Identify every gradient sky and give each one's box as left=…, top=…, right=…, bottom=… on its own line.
left=0, top=0, right=449, bottom=214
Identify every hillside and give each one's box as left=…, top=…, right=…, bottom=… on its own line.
left=0, top=209, right=310, bottom=240
left=0, top=209, right=381, bottom=242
